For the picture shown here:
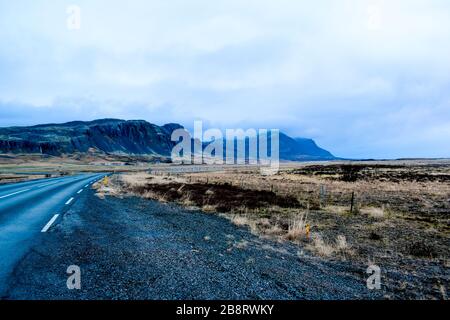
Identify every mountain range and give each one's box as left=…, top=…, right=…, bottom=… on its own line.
left=0, top=119, right=335, bottom=161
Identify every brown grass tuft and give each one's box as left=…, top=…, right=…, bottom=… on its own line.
left=284, top=213, right=308, bottom=241
left=360, top=206, right=387, bottom=219
left=308, top=234, right=353, bottom=257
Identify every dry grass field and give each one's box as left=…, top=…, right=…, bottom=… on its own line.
left=0, top=153, right=169, bottom=184
left=96, top=160, right=449, bottom=297
left=2, top=155, right=448, bottom=298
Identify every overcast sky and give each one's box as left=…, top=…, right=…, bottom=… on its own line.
left=0, top=0, right=449, bottom=158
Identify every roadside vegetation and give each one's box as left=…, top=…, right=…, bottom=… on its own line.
left=95, top=163, right=449, bottom=258
left=93, top=161, right=449, bottom=299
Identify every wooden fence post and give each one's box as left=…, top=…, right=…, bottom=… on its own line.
left=350, top=191, right=355, bottom=214
left=320, top=185, right=327, bottom=208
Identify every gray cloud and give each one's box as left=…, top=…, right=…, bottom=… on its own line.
left=0, top=0, right=449, bottom=158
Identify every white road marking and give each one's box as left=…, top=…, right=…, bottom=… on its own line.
left=77, top=189, right=83, bottom=194
left=84, top=184, right=89, bottom=188
left=65, top=197, right=74, bottom=205
left=37, top=181, right=59, bottom=188
left=41, top=214, right=59, bottom=233
left=0, top=189, right=31, bottom=199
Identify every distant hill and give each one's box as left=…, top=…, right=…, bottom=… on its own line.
left=0, top=119, right=335, bottom=161
left=280, top=134, right=335, bottom=160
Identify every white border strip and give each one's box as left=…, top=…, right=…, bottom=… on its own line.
left=41, top=214, right=60, bottom=233
left=0, top=189, right=30, bottom=199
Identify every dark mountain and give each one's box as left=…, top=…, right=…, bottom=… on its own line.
left=0, top=119, right=182, bottom=157
left=280, top=133, right=335, bottom=160
left=0, top=119, right=335, bottom=161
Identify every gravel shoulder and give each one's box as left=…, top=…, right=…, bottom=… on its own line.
left=3, top=188, right=386, bottom=300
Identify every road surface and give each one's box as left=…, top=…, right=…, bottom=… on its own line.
left=1, top=182, right=385, bottom=300
left=0, top=173, right=107, bottom=295
left=0, top=173, right=443, bottom=299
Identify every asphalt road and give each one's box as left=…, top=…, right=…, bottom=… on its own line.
left=0, top=173, right=107, bottom=295
left=2, top=186, right=383, bottom=300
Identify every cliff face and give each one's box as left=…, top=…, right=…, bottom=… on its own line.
left=0, top=119, right=182, bottom=156
left=0, top=119, right=335, bottom=161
